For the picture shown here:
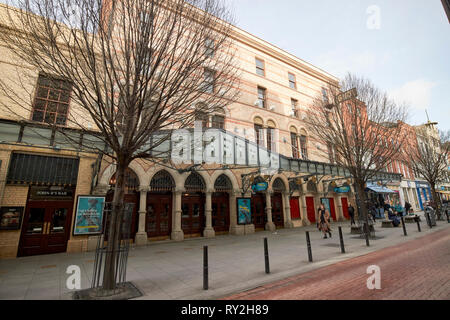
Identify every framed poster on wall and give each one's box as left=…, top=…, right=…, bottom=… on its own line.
left=73, top=195, right=105, bottom=235
left=236, top=198, right=252, bottom=225
left=0, top=206, right=24, bottom=230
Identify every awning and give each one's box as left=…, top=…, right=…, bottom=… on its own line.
left=365, top=183, right=396, bottom=194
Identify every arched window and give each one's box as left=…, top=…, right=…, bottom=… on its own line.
left=290, top=126, right=299, bottom=158
left=109, top=168, right=139, bottom=194
left=307, top=180, right=317, bottom=193
left=272, top=178, right=286, bottom=192
left=150, top=170, right=175, bottom=192
left=214, top=174, right=232, bottom=192
left=254, top=117, right=264, bottom=146
left=299, top=128, right=308, bottom=160
left=185, top=172, right=206, bottom=192
left=267, top=120, right=276, bottom=152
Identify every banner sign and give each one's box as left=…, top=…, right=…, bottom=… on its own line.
left=252, top=182, right=268, bottom=192
left=73, top=196, right=105, bottom=235
left=237, top=198, right=252, bottom=225
left=334, top=185, right=350, bottom=193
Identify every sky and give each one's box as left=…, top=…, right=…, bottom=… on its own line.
left=225, top=0, right=450, bottom=131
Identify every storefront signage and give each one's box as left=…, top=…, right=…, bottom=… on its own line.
left=73, top=196, right=105, bottom=235
left=0, top=207, right=24, bottom=230
left=334, top=185, right=350, bottom=193
left=236, top=198, right=252, bottom=225
left=30, top=186, right=74, bottom=200
left=251, top=182, right=268, bottom=192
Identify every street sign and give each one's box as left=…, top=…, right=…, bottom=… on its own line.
left=252, top=182, right=268, bottom=192
left=336, top=88, right=357, bottom=104
left=334, top=185, right=351, bottom=193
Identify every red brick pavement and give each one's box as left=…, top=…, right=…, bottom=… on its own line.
left=223, top=228, right=450, bottom=300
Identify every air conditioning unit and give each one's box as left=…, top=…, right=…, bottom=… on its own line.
left=269, top=105, right=275, bottom=111
left=289, top=110, right=295, bottom=117
left=254, top=100, right=260, bottom=106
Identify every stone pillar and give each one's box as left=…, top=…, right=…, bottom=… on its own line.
left=135, top=186, right=149, bottom=245
left=265, top=191, right=276, bottom=231
left=203, top=190, right=215, bottom=238
left=171, top=189, right=184, bottom=241
left=283, top=191, right=294, bottom=228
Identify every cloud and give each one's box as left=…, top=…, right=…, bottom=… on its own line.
left=389, top=79, right=436, bottom=111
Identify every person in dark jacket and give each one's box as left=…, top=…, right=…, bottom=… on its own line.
left=404, top=201, right=412, bottom=215
left=348, top=203, right=356, bottom=225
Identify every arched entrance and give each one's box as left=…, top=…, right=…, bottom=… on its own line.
left=182, top=172, right=205, bottom=236
left=147, top=170, right=174, bottom=239
left=251, top=176, right=267, bottom=230
left=106, top=168, right=140, bottom=240
left=212, top=174, right=231, bottom=233
left=271, top=178, right=285, bottom=227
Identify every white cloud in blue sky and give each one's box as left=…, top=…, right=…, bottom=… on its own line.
left=225, top=0, right=450, bottom=130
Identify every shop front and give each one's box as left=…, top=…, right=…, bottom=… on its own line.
left=4, top=153, right=80, bottom=257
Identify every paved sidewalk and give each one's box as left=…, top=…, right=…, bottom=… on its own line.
left=224, top=227, right=450, bottom=300
left=0, top=216, right=448, bottom=300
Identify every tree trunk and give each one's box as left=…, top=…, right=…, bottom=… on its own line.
left=102, top=159, right=128, bottom=291
left=430, top=183, right=442, bottom=219
left=354, top=181, right=370, bottom=229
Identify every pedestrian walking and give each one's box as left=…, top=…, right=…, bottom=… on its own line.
left=405, top=201, right=411, bottom=215
left=348, top=203, right=356, bottom=226
left=318, top=204, right=332, bottom=239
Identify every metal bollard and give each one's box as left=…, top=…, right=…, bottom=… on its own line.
left=364, top=223, right=370, bottom=247
left=305, top=231, right=313, bottom=262
left=401, top=216, right=407, bottom=236
left=426, top=211, right=432, bottom=229
left=338, top=226, right=345, bottom=253
left=203, top=246, right=208, bottom=290
left=264, top=237, right=270, bottom=274
left=415, top=217, right=421, bottom=232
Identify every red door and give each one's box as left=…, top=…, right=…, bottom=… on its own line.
left=306, top=197, right=316, bottom=223
left=328, top=198, right=337, bottom=221
left=19, top=200, right=74, bottom=257
left=290, top=197, right=300, bottom=220
left=251, top=193, right=266, bottom=229
left=341, top=197, right=349, bottom=219
left=146, top=193, right=172, bottom=237
left=181, top=194, right=205, bottom=235
left=212, top=192, right=230, bottom=232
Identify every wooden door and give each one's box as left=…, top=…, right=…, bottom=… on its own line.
left=251, top=193, right=266, bottom=229
left=306, top=197, right=316, bottom=223
left=146, top=193, right=172, bottom=237
left=181, top=194, right=205, bottom=235
left=105, top=192, right=139, bottom=240
left=290, top=197, right=300, bottom=220
left=341, top=197, right=349, bottom=219
left=212, top=193, right=230, bottom=232
left=19, top=200, right=73, bottom=257
left=328, top=198, right=337, bottom=221
left=271, top=193, right=284, bottom=227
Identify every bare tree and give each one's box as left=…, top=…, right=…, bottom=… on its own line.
left=405, top=127, right=450, bottom=216
left=304, top=73, right=409, bottom=227
left=0, top=0, right=239, bottom=292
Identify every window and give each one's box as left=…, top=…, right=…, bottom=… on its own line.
left=195, top=111, right=209, bottom=128
left=291, top=99, right=298, bottom=117
left=291, top=132, right=299, bottom=158
left=266, top=120, right=276, bottom=152
left=205, top=38, right=215, bottom=57
left=254, top=123, right=264, bottom=146
left=288, top=73, right=296, bottom=89
left=255, top=58, right=265, bottom=76
left=299, top=135, right=308, bottom=159
left=321, top=87, right=329, bottom=103
left=32, top=74, right=72, bottom=125
left=203, top=69, right=215, bottom=93
left=257, top=87, right=266, bottom=108
left=211, top=115, right=225, bottom=129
